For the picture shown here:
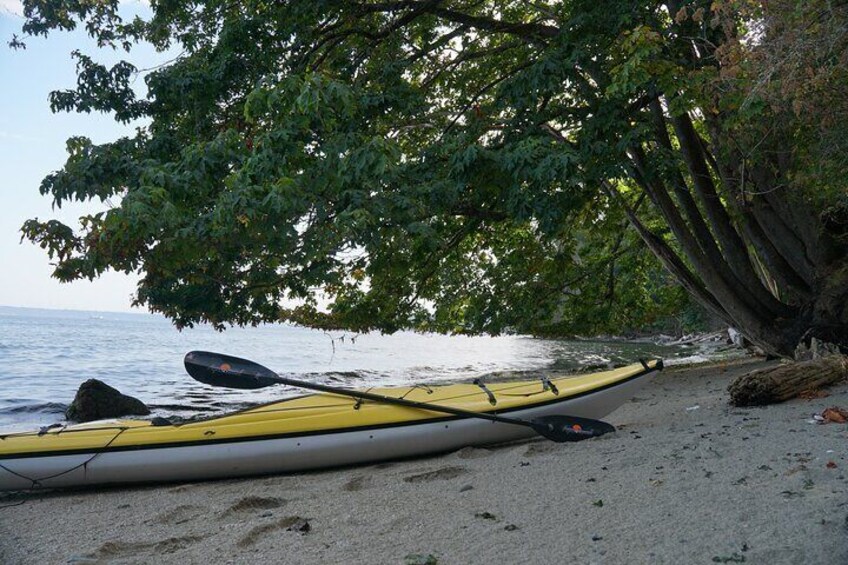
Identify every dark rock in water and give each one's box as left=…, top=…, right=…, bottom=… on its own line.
left=66, top=379, right=150, bottom=422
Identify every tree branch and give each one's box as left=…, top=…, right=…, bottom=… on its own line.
left=602, top=181, right=732, bottom=324
left=353, top=2, right=560, bottom=41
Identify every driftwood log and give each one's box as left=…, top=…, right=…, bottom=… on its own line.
left=728, top=356, right=848, bottom=406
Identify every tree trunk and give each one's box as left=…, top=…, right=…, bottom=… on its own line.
left=810, top=264, right=848, bottom=348
left=619, top=86, right=848, bottom=357
left=727, top=356, right=848, bottom=406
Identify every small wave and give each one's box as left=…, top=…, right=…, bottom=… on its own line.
left=0, top=401, right=67, bottom=415
left=300, top=370, right=385, bottom=381
left=182, top=393, right=216, bottom=400
left=147, top=404, right=214, bottom=412
left=405, top=365, right=441, bottom=373
left=665, top=355, right=712, bottom=366
left=49, top=353, right=73, bottom=360
left=294, top=370, right=383, bottom=383
left=0, top=398, right=35, bottom=405
left=326, top=371, right=368, bottom=380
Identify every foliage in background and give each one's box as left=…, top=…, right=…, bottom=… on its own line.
left=740, top=1, right=848, bottom=201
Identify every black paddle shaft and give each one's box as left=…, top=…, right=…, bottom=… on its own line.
left=183, top=351, right=616, bottom=442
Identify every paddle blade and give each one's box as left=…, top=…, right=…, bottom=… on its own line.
left=184, top=351, right=283, bottom=389
left=530, top=415, right=616, bottom=443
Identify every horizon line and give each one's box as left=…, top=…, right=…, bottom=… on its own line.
left=0, top=303, right=154, bottom=317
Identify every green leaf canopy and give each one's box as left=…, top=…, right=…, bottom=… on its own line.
left=17, top=1, right=848, bottom=353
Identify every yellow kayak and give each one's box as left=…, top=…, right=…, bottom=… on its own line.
left=0, top=360, right=660, bottom=490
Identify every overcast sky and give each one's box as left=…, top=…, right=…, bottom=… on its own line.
left=0, top=2, right=168, bottom=312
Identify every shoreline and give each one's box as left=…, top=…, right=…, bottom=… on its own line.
left=1, top=358, right=846, bottom=564
left=0, top=326, right=737, bottom=433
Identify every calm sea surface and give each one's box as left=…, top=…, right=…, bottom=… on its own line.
left=0, top=306, right=705, bottom=431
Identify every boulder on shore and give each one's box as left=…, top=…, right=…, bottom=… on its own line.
left=65, top=379, right=150, bottom=422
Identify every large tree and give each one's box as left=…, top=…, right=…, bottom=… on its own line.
left=16, top=0, right=848, bottom=355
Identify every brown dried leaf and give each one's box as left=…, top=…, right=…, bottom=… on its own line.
left=821, top=406, right=848, bottom=423
left=826, top=461, right=838, bottom=469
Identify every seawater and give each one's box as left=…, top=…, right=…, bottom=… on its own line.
left=0, top=306, right=702, bottom=431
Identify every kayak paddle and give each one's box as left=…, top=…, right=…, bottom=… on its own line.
left=183, top=350, right=616, bottom=443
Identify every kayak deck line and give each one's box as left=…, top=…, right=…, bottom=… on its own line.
left=0, top=360, right=661, bottom=490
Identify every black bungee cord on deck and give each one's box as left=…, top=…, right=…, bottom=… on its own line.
left=0, top=425, right=129, bottom=493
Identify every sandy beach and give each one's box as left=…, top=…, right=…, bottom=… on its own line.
left=1, top=358, right=846, bottom=564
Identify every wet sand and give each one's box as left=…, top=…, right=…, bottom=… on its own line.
left=1, top=358, right=846, bottom=564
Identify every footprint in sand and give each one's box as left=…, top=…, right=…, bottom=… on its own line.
left=86, top=535, right=205, bottom=561
left=237, top=516, right=311, bottom=548
left=342, top=475, right=369, bottom=492
left=403, top=466, right=468, bottom=483
left=220, top=496, right=286, bottom=520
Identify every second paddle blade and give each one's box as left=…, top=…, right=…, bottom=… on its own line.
left=530, top=415, right=616, bottom=443
left=184, top=350, right=283, bottom=389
